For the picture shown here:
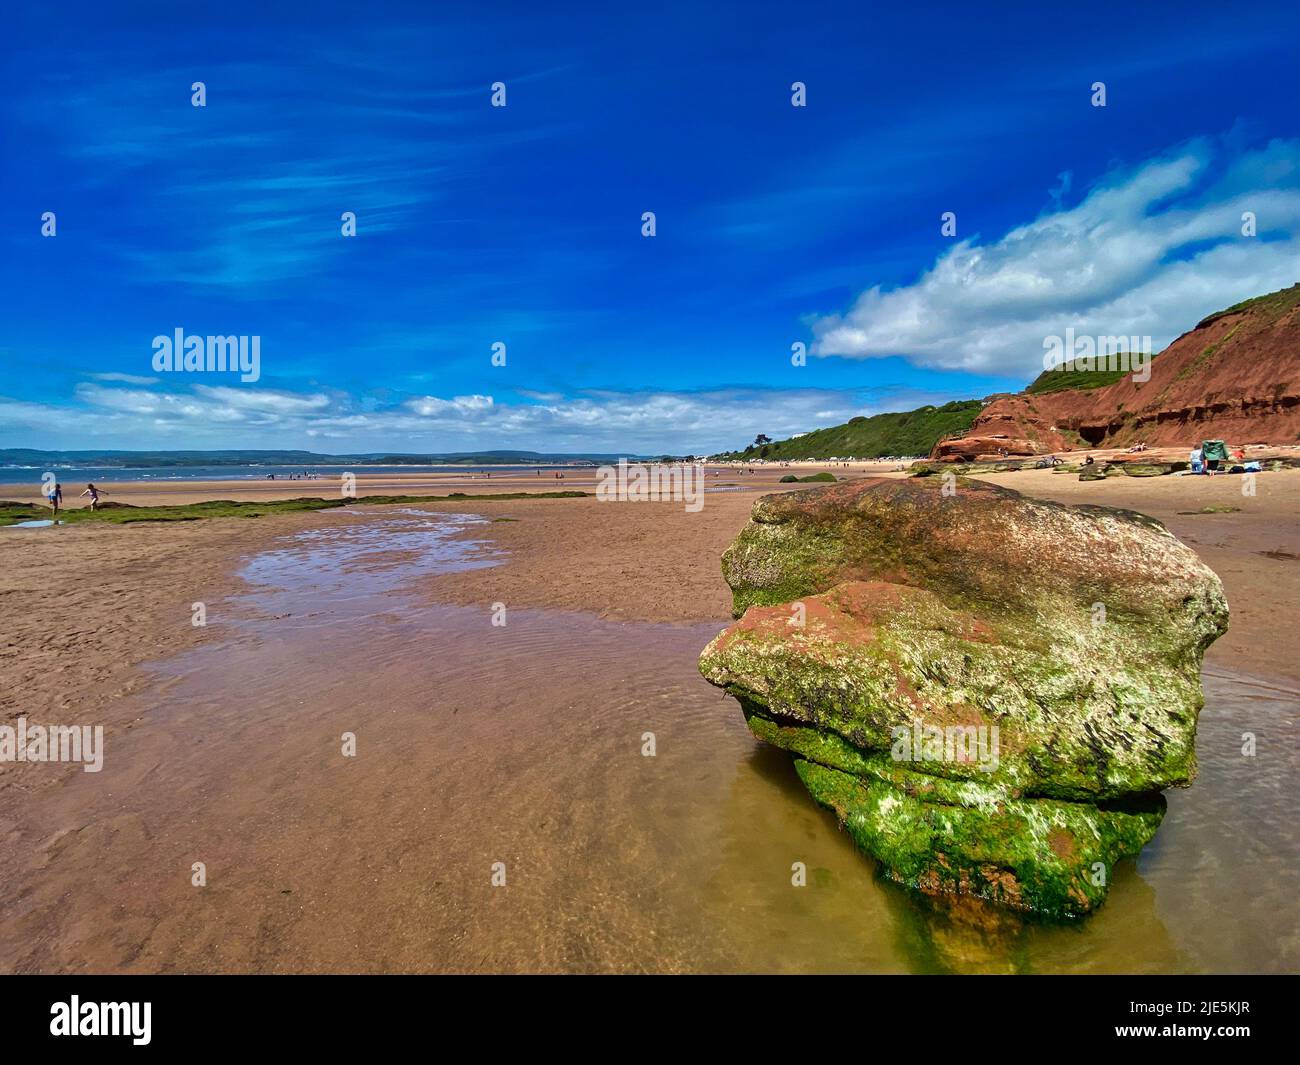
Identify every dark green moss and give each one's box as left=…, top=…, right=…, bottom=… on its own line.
left=794, top=759, right=1164, bottom=919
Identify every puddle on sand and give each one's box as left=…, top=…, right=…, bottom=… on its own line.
left=2, top=507, right=1296, bottom=973
left=233, top=508, right=503, bottom=625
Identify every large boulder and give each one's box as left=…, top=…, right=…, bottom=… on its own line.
left=930, top=435, right=1050, bottom=462
left=699, top=477, right=1228, bottom=917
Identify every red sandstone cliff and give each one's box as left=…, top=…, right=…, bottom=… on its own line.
left=932, top=284, right=1300, bottom=461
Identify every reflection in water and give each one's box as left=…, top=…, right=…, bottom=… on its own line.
left=703, top=664, right=1299, bottom=974
left=239, top=509, right=502, bottom=618
left=4, top=507, right=1296, bottom=973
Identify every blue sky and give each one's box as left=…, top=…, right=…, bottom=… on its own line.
left=2, top=0, right=1299, bottom=454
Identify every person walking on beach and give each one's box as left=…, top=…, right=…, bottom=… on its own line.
left=81, top=483, right=106, bottom=510
left=48, top=482, right=63, bottom=515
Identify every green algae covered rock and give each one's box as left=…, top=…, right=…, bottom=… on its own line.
left=779, top=471, right=837, bottom=484
left=794, top=760, right=1165, bottom=917
left=700, top=477, right=1227, bottom=918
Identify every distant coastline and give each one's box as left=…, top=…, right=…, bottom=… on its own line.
left=0, top=462, right=605, bottom=485
left=0, top=448, right=648, bottom=467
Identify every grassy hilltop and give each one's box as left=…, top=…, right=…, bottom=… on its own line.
left=714, top=400, right=983, bottom=461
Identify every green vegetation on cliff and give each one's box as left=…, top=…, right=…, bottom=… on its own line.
left=715, top=400, right=983, bottom=461
left=1196, top=281, right=1300, bottom=328
left=1024, top=365, right=1136, bottom=395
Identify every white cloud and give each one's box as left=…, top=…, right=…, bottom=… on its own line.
left=405, top=394, right=495, bottom=416
left=192, top=386, right=332, bottom=414
left=86, top=372, right=159, bottom=385
left=811, top=137, right=1300, bottom=377
left=3, top=383, right=950, bottom=455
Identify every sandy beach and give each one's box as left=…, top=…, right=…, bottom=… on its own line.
left=6, top=460, right=1293, bottom=690
left=1, top=463, right=1297, bottom=972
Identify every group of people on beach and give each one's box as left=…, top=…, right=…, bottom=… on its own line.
left=45, top=483, right=105, bottom=515
left=1189, top=445, right=1248, bottom=476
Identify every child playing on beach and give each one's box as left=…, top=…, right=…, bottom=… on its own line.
left=47, top=482, right=63, bottom=515
left=81, top=483, right=106, bottom=510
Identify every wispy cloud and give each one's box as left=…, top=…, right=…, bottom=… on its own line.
left=23, top=36, right=566, bottom=294
left=86, top=372, right=159, bottom=385
left=811, top=137, right=1300, bottom=377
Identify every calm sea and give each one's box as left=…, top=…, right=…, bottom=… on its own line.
left=0, top=463, right=589, bottom=486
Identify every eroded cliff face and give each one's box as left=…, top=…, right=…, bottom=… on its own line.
left=699, top=477, right=1228, bottom=917
left=932, top=285, right=1300, bottom=461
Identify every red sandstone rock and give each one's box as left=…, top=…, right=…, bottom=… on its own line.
left=931, top=285, right=1300, bottom=460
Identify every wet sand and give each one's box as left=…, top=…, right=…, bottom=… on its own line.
left=1, top=464, right=1297, bottom=972
left=0, top=461, right=900, bottom=509
left=5, top=462, right=1295, bottom=692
